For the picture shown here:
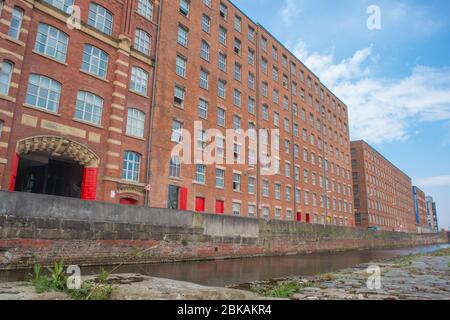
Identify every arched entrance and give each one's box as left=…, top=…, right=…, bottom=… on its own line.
left=9, top=136, right=99, bottom=200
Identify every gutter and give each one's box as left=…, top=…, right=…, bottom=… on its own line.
left=144, top=0, right=163, bottom=207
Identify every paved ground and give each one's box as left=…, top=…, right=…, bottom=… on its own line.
left=231, top=248, right=450, bottom=300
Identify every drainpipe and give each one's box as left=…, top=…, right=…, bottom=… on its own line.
left=144, top=0, right=163, bottom=207
left=255, top=28, right=261, bottom=219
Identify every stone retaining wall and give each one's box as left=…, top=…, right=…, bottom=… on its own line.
left=0, top=192, right=448, bottom=269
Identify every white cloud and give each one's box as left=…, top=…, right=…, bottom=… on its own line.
left=279, top=0, right=301, bottom=25
left=416, top=175, right=450, bottom=188
left=287, top=40, right=450, bottom=144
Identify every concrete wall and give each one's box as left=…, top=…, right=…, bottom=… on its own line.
left=0, top=192, right=448, bottom=269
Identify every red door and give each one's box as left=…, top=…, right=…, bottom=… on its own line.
left=195, top=197, right=205, bottom=212
left=296, top=212, right=302, bottom=222
left=215, top=200, right=224, bottom=214
left=179, top=187, right=188, bottom=210
left=120, top=198, right=138, bottom=206
left=305, top=213, right=311, bottom=223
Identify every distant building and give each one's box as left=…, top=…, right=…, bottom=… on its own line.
left=425, top=196, right=440, bottom=232
left=351, top=140, right=416, bottom=233
left=413, top=187, right=434, bottom=233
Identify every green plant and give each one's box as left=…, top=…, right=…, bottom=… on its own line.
left=46, top=261, right=67, bottom=291
left=97, top=268, right=109, bottom=283
left=181, top=239, right=188, bottom=246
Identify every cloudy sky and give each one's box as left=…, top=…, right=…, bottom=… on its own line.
left=233, top=0, right=450, bottom=229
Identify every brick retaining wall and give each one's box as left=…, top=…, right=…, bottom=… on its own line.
left=0, top=192, right=448, bottom=269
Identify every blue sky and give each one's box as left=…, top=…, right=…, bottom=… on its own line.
left=232, top=0, right=450, bottom=229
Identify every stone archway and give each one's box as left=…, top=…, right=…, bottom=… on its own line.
left=10, top=136, right=100, bottom=200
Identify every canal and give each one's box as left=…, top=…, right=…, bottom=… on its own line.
left=0, top=244, right=448, bottom=286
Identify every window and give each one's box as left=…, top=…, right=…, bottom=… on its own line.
left=248, top=48, right=255, bottom=65
left=233, top=143, right=241, bottom=162
left=218, top=79, right=226, bottom=99
left=176, top=55, right=187, bottom=77
left=130, top=67, right=148, bottom=95
left=233, top=173, right=241, bottom=191
left=286, top=186, right=291, bottom=201
left=233, top=114, right=241, bottom=132
left=275, top=208, right=281, bottom=219
left=43, top=0, right=74, bottom=14
left=75, top=91, right=103, bottom=125
left=196, top=164, right=206, bottom=184
left=217, top=107, right=225, bottom=126
left=198, top=98, right=208, bottom=119
left=199, top=69, right=209, bottom=89
left=174, top=85, right=185, bottom=107
left=82, top=44, right=109, bottom=79
left=262, top=82, right=268, bottom=97
left=272, top=46, right=278, bottom=61
left=219, top=26, right=227, bottom=45
left=261, top=37, right=267, bottom=51
left=261, top=58, right=268, bottom=74
left=262, top=104, right=269, bottom=120
left=201, top=14, right=211, bottom=33
left=200, top=40, right=210, bottom=61
left=203, top=0, right=211, bottom=7
left=26, top=74, right=61, bottom=112
left=138, top=0, right=153, bottom=20
left=171, top=120, right=182, bottom=143
left=169, top=156, right=181, bottom=178
left=234, top=15, right=242, bottom=32
left=248, top=177, right=255, bottom=194
left=248, top=26, right=255, bottom=41
left=233, top=89, right=241, bottom=107
left=179, top=0, right=189, bottom=16
left=218, top=52, right=227, bottom=71
left=35, top=24, right=69, bottom=62
left=216, top=168, right=225, bottom=188
left=8, top=7, right=23, bottom=39
left=126, top=108, right=145, bottom=138
left=0, top=120, right=3, bottom=138
left=219, top=2, right=228, bottom=19
left=0, top=61, right=13, bottom=96
left=123, top=151, right=141, bottom=182
left=216, top=136, right=225, bottom=158
left=177, top=25, right=188, bottom=46
left=88, top=3, right=113, bottom=35
left=134, top=29, right=151, bottom=55
left=197, top=129, right=207, bottom=151
left=248, top=205, right=256, bottom=217
left=234, top=63, right=241, bottom=81
left=263, top=180, right=269, bottom=197
left=232, top=203, right=241, bottom=216
left=248, top=97, right=255, bottom=114
left=275, top=184, right=281, bottom=200
left=234, top=38, right=241, bottom=55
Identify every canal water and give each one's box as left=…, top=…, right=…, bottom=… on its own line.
left=0, top=244, right=448, bottom=286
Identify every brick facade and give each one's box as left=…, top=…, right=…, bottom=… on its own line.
left=0, top=0, right=158, bottom=205
left=351, top=140, right=417, bottom=233
left=0, top=0, right=354, bottom=227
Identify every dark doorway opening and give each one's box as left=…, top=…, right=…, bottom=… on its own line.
left=120, top=198, right=138, bottom=206
left=14, top=153, right=83, bottom=198
left=167, top=185, right=180, bottom=209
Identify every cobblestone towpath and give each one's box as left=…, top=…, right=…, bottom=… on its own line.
left=229, top=247, right=450, bottom=300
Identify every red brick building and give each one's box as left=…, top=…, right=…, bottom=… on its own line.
left=1, top=0, right=355, bottom=225
left=148, top=0, right=354, bottom=225
left=0, top=0, right=158, bottom=205
left=351, top=140, right=416, bottom=232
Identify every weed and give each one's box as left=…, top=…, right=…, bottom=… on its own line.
left=30, top=261, right=115, bottom=300
left=181, top=239, right=188, bottom=246
left=319, top=272, right=340, bottom=281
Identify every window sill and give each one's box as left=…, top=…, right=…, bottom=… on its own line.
left=193, top=181, right=206, bottom=186
left=125, top=134, right=145, bottom=141
left=79, top=69, right=109, bottom=83
left=129, top=89, right=150, bottom=99
left=72, top=118, right=103, bottom=129
left=168, top=176, right=182, bottom=182
left=4, top=35, right=25, bottom=47
left=0, top=94, right=15, bottom=103
left=32, top=50, right=68, bottom=66
left=22, top=103, right=61, bottom=117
